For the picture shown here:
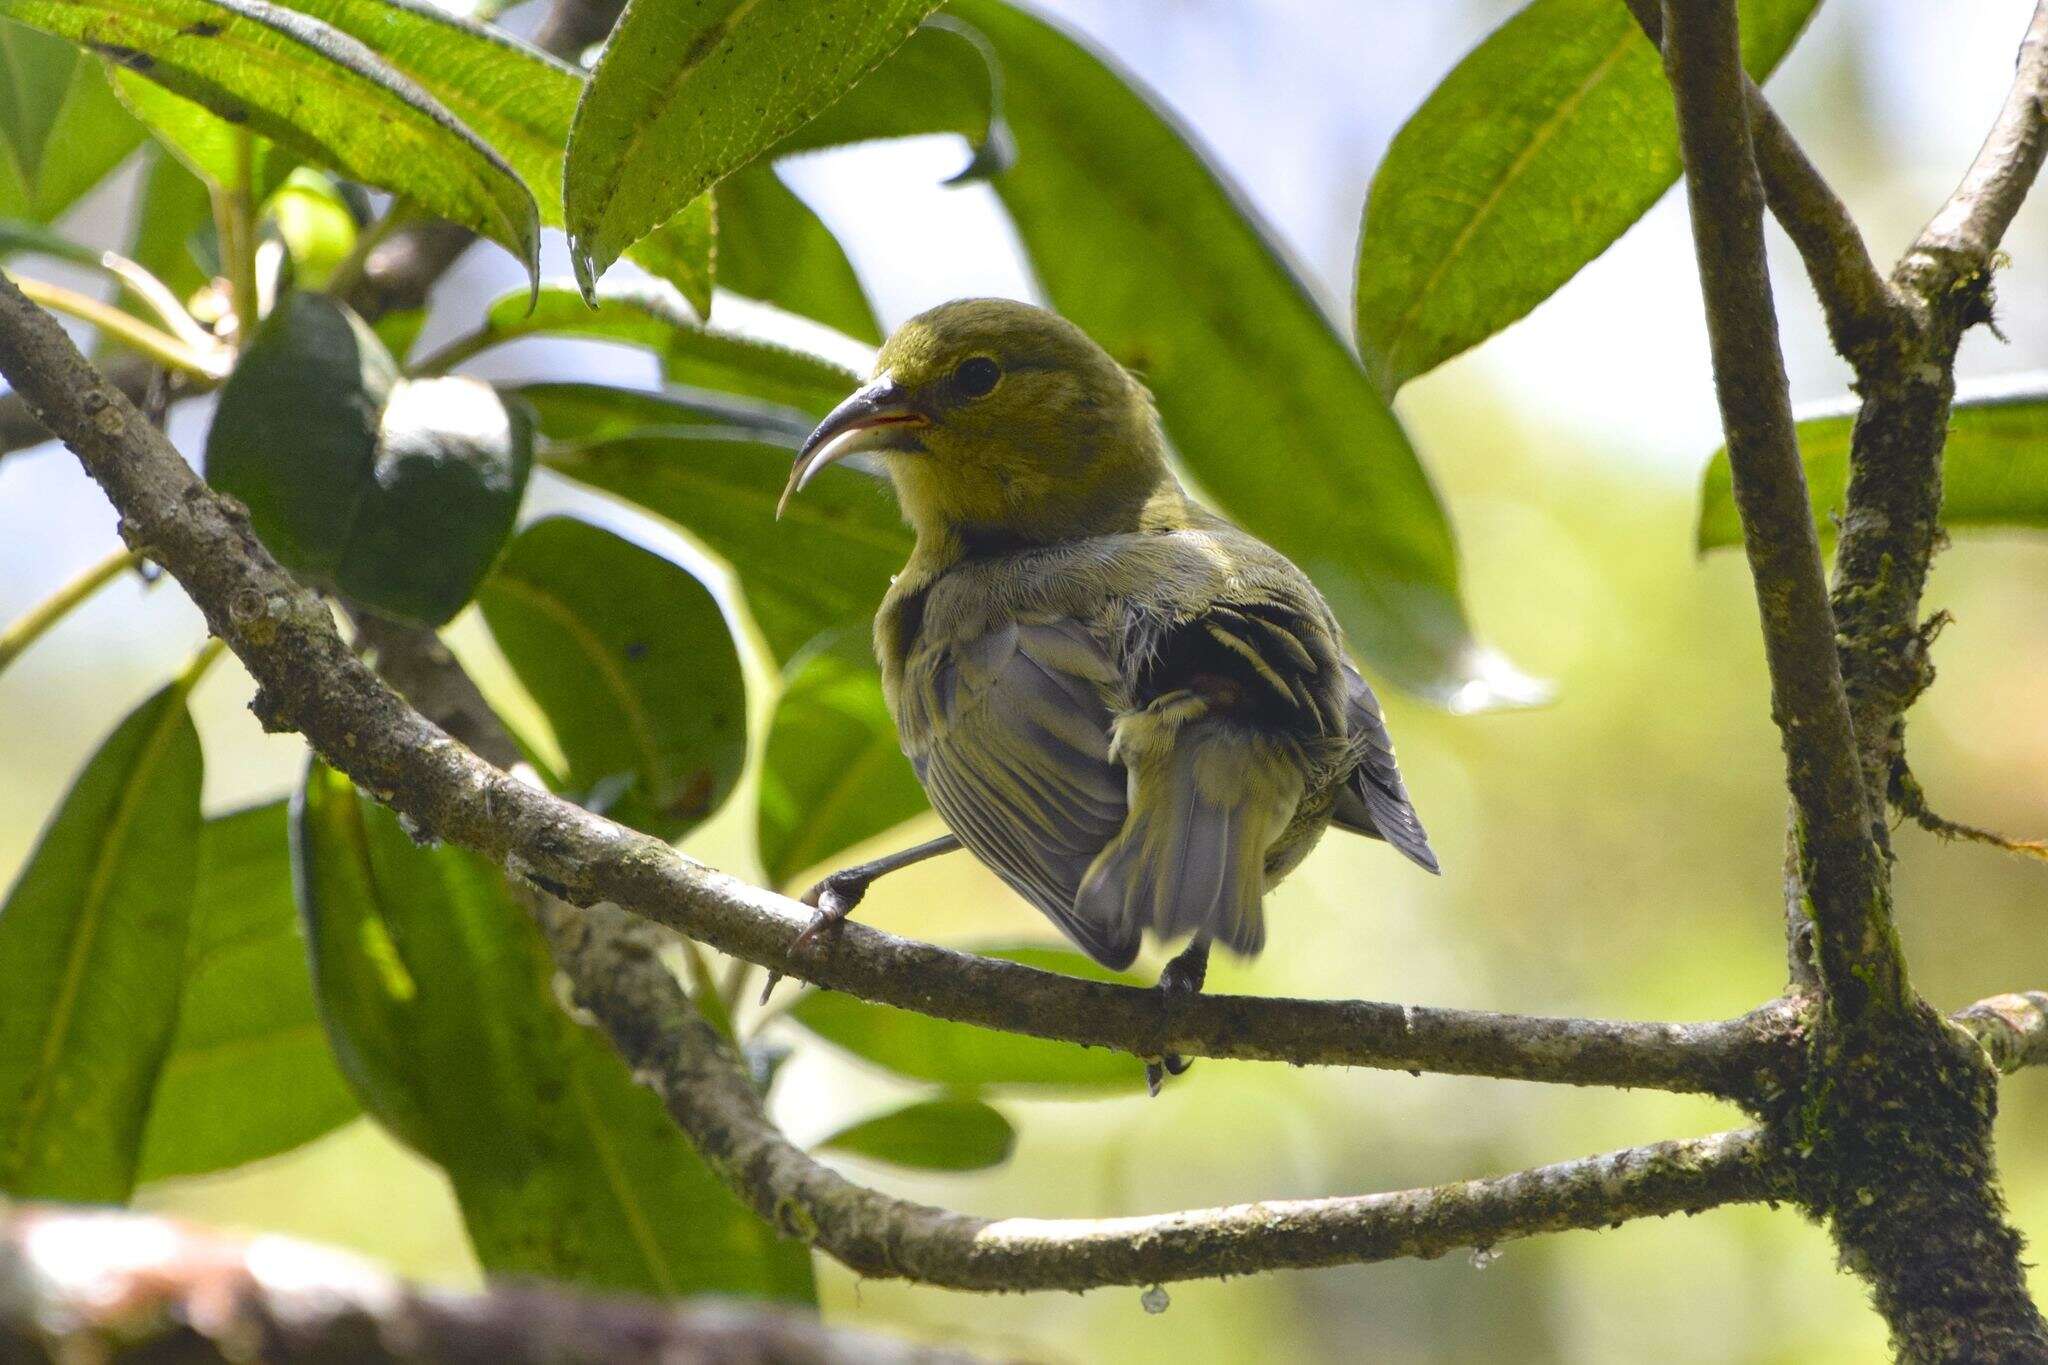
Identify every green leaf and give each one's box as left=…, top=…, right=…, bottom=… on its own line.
left=788, top=945, right=1146, bottom=1092
left=946, top=0, right=1523, bottom=709
left=0, top=19, right=143, bottom=220
left=772, top=17, right=1000, bottom=157
left=714, top=165, right=879, bottom=343
left=294, top=762, right=815, bottom=1301
left=0, top=0, right=540, bottom=273
left=108, top=66, right=292, bottom=196
left=1697, top=377, right=2048, bottom=552
left=0, top=212, right=96, bottom=264
left=0, top=682, right=202, bottom=1201
left=1355, top=0, right=1817, bottom=396
left=205, top=289, right=397, bottom=580
left=476, top=515, right=747, bottom=841
left=137, top=801, right=358, bottom=1183
left=125, top=143, right=214, bottom=302
left=820, top=1096, right=1014, bottom=1172
left=562, top=0, right=940, bottom=292
left=206, top=0, right=710, bottom=302
left=510, top=379, right=812, bottom=445
left=207, top=292, right=532, bottom=625
left=332, top=376, right=534, bottom=627
left=757, top=632, right=926, bottom=889
left=434, top=282, right=861, bottom=415
left=543, top=427, right=908, bottom=662
left=265, top=167, right=354, bottom=287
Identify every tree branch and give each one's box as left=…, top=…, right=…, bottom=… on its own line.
left=1956, top=992, right=2048, bottom=1075
left=543, top=900, right=1786, bottom=1290
left=0, top=1205, right=971, bottom=1364
left=1659, top=0, right=1901, bottom=1020
left=0, top=262, right=1815, bottom=1102
left=1621, top=0, right=1902, bottom=371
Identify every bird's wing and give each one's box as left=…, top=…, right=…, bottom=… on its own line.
left=907, top=615, right=1142, bottom=969
left=1330, top=662, right=1439, bottom=873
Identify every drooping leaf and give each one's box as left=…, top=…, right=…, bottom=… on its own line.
left=294, top=762, right=815, bottom=1301
left=198, top=0, right=711, bottom=303
left=562, top=0, right=940, bottom=292
left=758, top=631, right=926, bottom=889
left=947, top=0, right=1524, bottom=709
left=1697, top=377, right=2048, bottom=552
left=0, top=212, right=95, bottom=264
left=0, top=19, right=143, bottom=220
left=542, top=428, right=907, bottom=662
left=714, top=165, right=879, bottom=343
left=511, top=379, right=813, bottom=446
left=1355, top=0, right=1817, bottom=396
left=476, top=516, right=747, bottom=841
left=819, top=1096, right=1015, bottom=1172
left=429, top=281, right=861, bottom=415
left=0, top=0, right=539, bottom=273
left=205, top=289, right=397, bottom=580
left=0, top=682, right=202, bottom=1201
left=788, top=945, right=1147, bottom=1092
left=137, top=801, right=358, bottom=1183
left=332, top=376, right=534, bottom=627
left=108, top=66, right=293, bottom=197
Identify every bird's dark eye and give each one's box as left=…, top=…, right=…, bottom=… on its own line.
left=953, top=355, right=1001, bottom=398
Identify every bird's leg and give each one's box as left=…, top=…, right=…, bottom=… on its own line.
left=760, top=835, right=963, bottom=1004
left=1146, top=936, right=1211, bottom=1096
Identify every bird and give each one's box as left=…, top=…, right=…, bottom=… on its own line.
left=776, top=298, right=1438, bottom=1090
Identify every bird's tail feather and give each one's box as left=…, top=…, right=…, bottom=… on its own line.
left=1073, top=700, right=1302, bottom=956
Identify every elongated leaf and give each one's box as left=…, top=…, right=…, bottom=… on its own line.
left=0, top=212, right=95, bottom=263
left=758, top=632, right=925, bottom=889
left=820, top=1096, right=1014, bottom=1172
left=138, top=801, right=358, bottom=1183
left=295, top=763, right=815, bottom=1301
left=216, top=0, right=711, bottom=304
left=0, top=683, right=202, bottom=1201
left=773, top=18, right=998, bottom=156
left=477, top=516, right=746, bottom=841
left=0, top=19, right=142, bottom=219
left=0, top=0, right=539, bottom=273
left=563, top=0, right=939, bottom=292
left=511, top=380, right=812, bottom=445
left=945, top=0, right=1521, bottom=708
left=1356, top=0, right=1816, bottom=396
left=715, top=165, right=879, bottom=343
left=789, top=945, right=1146, bottom=1092
left=1697, top=377, right=2048, bottom=551
left=437, top=282, right=861, bottom=414
left=543, top=428, right=907, bottom=661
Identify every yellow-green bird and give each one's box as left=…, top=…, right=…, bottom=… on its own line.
left=780, top=299, right=1436, bottom=1083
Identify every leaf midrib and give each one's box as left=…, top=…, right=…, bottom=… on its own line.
left=2, top=693, right=186, bottom=1184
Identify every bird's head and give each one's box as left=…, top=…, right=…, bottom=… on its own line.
left=779, top=298, right=1174, bottom=547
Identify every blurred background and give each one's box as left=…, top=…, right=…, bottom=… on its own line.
left=4, top=0, right=2046, bottom=1360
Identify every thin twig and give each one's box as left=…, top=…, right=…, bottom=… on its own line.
left=0, top=546, right=144, bottom=677
left=1890, top=762, right=2048, bottom=863
left=8, top=275, right=229, bottom=380
left=1621, top=0, right=1901, bottom=371
left=1659, top=0, right=1901, bottom=1020
left=1905, top=1, right=2048, bottom=288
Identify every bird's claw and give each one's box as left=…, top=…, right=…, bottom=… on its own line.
left=760, top=876, right=871, bottom=1006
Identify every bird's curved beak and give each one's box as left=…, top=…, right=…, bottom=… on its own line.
left=777, top=377, right=928, bottom=518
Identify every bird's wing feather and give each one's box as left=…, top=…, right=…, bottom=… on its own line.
left=1330, top=663, right=1439, bottom=873
left=909, top=617, right=1141, bottom=968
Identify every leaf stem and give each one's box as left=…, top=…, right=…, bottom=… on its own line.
left=675, top=934, right=736, bottom=1040
left=213, top=130, right=263, bottom=344
left=170, top=636, right=228, bottom=704
left=10, top=278, right=229, bottom=380
left=0, top=547, right=146, bottom=678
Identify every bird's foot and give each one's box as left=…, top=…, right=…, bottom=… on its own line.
left=760, top=872, right=872, bottom=1005
left=1146, top=939, right=1211, bottom=1096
